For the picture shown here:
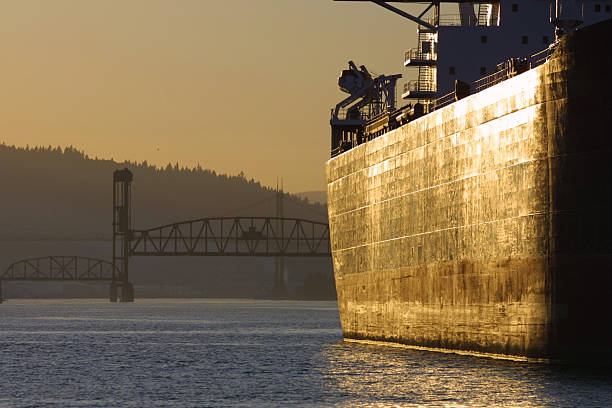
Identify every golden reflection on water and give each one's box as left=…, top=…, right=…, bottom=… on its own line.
left=318, top=341, right=611, bottom=408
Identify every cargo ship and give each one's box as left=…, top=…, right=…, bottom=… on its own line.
left=327, top=0, right=612, bottom=362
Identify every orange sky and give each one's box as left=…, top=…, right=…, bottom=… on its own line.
left=0, top=0, right=422, bottom=192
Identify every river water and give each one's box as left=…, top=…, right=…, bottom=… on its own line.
left=0, top=299, right=610, bottom=407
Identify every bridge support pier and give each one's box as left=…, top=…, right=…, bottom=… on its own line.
left=109, top=281, right=119, bottom=302
left=271, top=256, right=287, bottom=299
left=109, top=281, right=134, bottom=302
left=271, top=182, right=287, bottom=299
left=113, top=169, right=134, bottom=302
left=121, top=282, right=134, bottom=302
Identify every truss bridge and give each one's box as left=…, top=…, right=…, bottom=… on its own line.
left=2, top=255, right=118, bottom=281
left=110, top=168, right=331, bottom=302
left=129, top=217, right=330, bottom=257
left=0, top=256, right=121, bottom=302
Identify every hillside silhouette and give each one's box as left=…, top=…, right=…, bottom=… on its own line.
left=0, top=144, right=327, bottom=240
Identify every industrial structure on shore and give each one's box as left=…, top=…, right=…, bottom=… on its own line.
left=327, top=0, right=612, bottom=363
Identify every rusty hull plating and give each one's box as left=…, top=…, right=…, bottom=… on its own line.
left=326, top=21, right=612, bottom=363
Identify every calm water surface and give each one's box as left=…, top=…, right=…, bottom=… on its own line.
left=1, top=299, right=610, bottom=407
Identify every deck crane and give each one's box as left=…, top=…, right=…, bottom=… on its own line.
left=330, top=61, right=401, bottom=156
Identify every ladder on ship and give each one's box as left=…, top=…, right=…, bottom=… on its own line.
left=417, top=66, right=435, bottom=92
left=477, top=4, right=488, bottom=25
left=416, top=30, right=436, bottom=97
left=477, top=3, right=499, bottom=26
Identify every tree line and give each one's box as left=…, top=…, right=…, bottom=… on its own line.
left=0, top=143, right=327, bottom=240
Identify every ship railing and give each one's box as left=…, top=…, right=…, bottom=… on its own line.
left=472, top=44, right=557, bottom=94
left=530, top=46, right=555, bottom=68
left=472, top=69, right=509, bottom=94
left=437, top=14, right=470, bottom=26
left=332, top=107, right=365, bottom=121
left=434, top=90, right=456, bottom=110
left=404, top=49, right=436, bottom=62
left=435, top=14, right=500, bottom=27
left=432, top=43, right=558, bottom=109
left=331, top=145, right=342, bottom=158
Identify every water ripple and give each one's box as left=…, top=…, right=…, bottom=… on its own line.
left=0, top=299, right=610, bottom=407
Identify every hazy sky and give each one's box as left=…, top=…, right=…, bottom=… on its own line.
left=0, top=0, right=423, bottom=192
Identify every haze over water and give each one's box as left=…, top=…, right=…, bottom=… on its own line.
left=1, top=299, right=610, bottom=407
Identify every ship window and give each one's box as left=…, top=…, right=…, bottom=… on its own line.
left=480, top=66, right=487, bottom=75
left=449, top=66, right=456, bottom=75
left=543, top=35, right=549, bottom=44
left=512, top=4, right=519, bottom=12
left=522, top=36, right=529, bottom=44
left=606, top=5, right=611, bottom=12
left=595, top=4, right=601, bottom=12
left=481, top=35, right=487, bottom=44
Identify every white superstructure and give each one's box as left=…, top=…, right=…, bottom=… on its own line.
left=400, top=0, right=612, bottom=100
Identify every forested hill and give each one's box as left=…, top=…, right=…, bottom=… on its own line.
left=0, top=144, right=328, bottom=240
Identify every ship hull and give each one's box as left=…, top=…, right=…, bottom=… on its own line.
left=326, top=20, right=612, bottom=362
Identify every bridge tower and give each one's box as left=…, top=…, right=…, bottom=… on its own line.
left=112, top=168, right=134, bottom=302
left=272, top=180, right=286, bottom=297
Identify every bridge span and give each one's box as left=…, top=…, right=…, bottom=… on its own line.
left=129, top=216, right=330, bottom=257
left=0, top=256, right=122, bottom=302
